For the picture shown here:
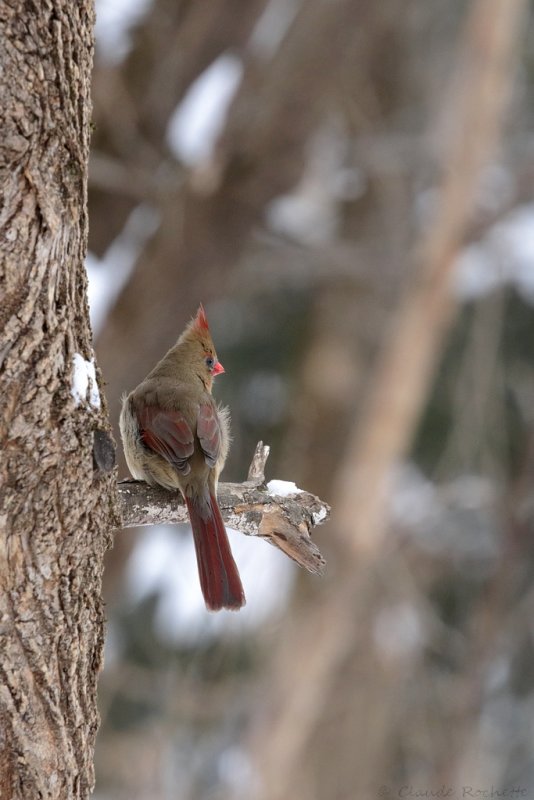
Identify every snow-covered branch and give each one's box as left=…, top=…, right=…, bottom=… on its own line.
left=117, top=442, right=328, bottom=575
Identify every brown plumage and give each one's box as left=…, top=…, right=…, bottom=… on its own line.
left=119, top=305, right=245, bottom=611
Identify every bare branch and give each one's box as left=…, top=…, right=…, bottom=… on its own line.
left=117, top=443, right=329, bottom=576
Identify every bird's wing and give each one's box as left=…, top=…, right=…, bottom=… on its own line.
left=137, top=405, right=194, bottom=475
left=197, top=402, right=221, bottom=469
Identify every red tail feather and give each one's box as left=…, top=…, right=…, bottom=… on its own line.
left=185, top=493, right=246, bottom=611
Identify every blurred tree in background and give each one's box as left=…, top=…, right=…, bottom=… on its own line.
left=89, top=1, right=534, bottom=798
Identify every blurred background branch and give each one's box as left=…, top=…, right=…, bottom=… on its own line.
left=336, top=0, right=527, bottom=555
left=249, top=4, right=529, bottom=798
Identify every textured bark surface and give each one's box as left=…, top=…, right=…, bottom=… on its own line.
left=0, top=3, right=119, bottom=798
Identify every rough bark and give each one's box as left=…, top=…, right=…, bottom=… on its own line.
left=0, top=3, right=119, bottom=799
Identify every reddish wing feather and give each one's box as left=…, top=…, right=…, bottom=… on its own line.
left=197, top=402, right=221, bottom=468
left=138, top=406, right=194, bottom=474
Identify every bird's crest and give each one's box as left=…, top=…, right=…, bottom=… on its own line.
left=192, top=304, right=210, bottom=333
left=178, top=303, right=213, bottom=346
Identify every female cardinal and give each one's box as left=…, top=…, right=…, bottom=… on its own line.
left=119, top=304, right=245, bottom=611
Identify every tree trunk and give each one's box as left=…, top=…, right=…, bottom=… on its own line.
left=0, top=3, right=118, bottom=798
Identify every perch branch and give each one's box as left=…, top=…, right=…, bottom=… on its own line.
left=117, top=442, right=328, bottom=575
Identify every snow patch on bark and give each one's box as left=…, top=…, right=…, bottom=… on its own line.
left=267, top=479, right=303, bottom=497
left=71, top=353, right=101, bottom=409
left=312, top=506, right=328, bottom=525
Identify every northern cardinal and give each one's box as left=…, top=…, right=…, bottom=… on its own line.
left=119, top=305, right=245, bottom=611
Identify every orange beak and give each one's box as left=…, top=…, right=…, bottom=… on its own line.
left=212, top=360, right=225, bottom=376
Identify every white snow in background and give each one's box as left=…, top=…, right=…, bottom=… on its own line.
left=167, top=54, right=243, bottom=167
left=373, top=603, right=424, bottom=661
left=95, top=0, right=153, bottom=64
left=218, top=746, right=255, bottom=796
left=267, top=189, right=339, bottom=245
left=86, top=204, right=159, bottom=336
left=249, top=0, right=300, bottom=60
left=454, top=204, right=534, bottom=303
left=454, top=245, right=503, bottom=300
left=390, top=462, right=500, bottom=565
left=389, top=462, right=438, bottom=529
left=266, top=123, right=365, bottom=245
left=71, top=353, right=101, bottom=408
left=127, top=525, right=294, bottom=643
left=485, top=656, right=511, bottom=694
left=475, top=164, right=516, bottom=215
left=267, top=479, right=303, bottom=497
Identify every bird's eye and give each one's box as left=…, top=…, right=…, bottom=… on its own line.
left=205, top=356, right=214, bottom=370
